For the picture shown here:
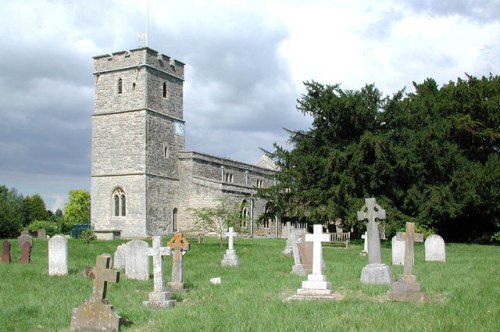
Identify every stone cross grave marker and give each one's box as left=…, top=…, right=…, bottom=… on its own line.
left=71, top=254, right=120, bottom=331
left=296, top=224, right=333, bottom=297
left=18, top=234, right=33, bottom=251
left=48, top=235, right=68, bottom=276
left=391, top=235, right=406, bottom=265
left=425, top=234, right=446, bottom=262
left=144, top=236, right=176, bottom=308
left=168, top=232, right=190, bottom=292
left=357, top=198, right=392, bottom=284
left=2, top=240, right=11, bottom=263
left=124, top=240, right=150, bottom=280
left=388, top=222, right=427, bottom=302
left=221, top=227, right=240, bottom=266
left=20, top=242, right=32, bottom=264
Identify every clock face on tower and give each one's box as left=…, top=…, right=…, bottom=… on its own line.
left=174, top=121, right=185, bottom=136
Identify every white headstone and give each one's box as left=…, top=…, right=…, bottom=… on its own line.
left=361, top=231, right=368, bottom=254
left=425, top=234, right=445, bottom=262
left=124, top=240, right=149, bottom=280
left=48, top=235, right=68, bottom=276
left=113, top=244, right=126, bottom=269
left=392, top=235, right=405, bottom=265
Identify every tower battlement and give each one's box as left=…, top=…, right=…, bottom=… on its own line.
left=93, top=47, right=184, bottom=79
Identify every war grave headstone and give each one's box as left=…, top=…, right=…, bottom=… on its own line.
left=124, top=240, right=149, bottom=280
left=70, top=254, right=120, bottom=331
left=221, top=227, right=240, bottom=267
left=288, top=224, right=339, bottom=301
left=425, top=234, right=446, bottom=262
left=167, top=232, right=190, bottom=292
left=144, top=236, right=176, bottom=308
left=48, top=235, right=68, bottom=276
left=357, top=198, right=392, bottom=284
left=113, top=244, right=127, bottom=269
left=2, top=240, right=11, bottom=263
left=388, top=222, right=427, bottom=302
left=20, top=242, right=32, bottom=264
left=391, top=235, right=406, bottom=265
left=290, top=229, right=307, bottom=276
left=360, top=231, right=368, bottom=256
left=18, top=234, right=33, bottom=251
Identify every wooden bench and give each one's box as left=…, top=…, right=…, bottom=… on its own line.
left=327, top=232, right=350, bottom=248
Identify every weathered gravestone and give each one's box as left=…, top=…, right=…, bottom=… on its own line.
left=357, top=198, right=392, bottom=284
left=70, top=254, right=120, bottom=331
left=293, top=224, right=335, bottom=299
left=425, top=234, right=446, bottom=262
left=282, top=222, right=294, bottom=256
left=48, top=235, right=68, bottom=276
left=20, top=242, right=32, bottom=264
left=221, top=227, right=240, bottom=267
left=18, top=234, right=33, bottom=251
left=37, top=229, right=47, bottom=239
left=391, top=235, right=406, bottom=265
left=290, top=230, right=307, bottom=276
left=144, top=236, right=175, bottom=308
left=360, top=232, right=368, bottom=256
left=113, top=244, right=126, bottom=269
left=124, top=240, right=149, bottom=280
left=388, top=222, right=427, bottom=302
left=168, top=232, right=190, bottom=292
left=2, top=240, right=11, bottom=263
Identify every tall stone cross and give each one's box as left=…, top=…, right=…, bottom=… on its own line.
left=226, top=227, right=238, bottom=251
left=146, top=236, right=172, bottom=293
left=357, top=198, right=386, bottom=265
left=305, top=224, right=330, bottom=276
left=168, top=232, right=189, bottom=289
left=92, top=254, right=119, bottom=301
left=396, top=222, right=423, bottom=276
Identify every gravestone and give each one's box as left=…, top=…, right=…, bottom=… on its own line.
left=124, top=240, right=149, bottom=280
left=391, top=235, right=405, bottom=265
left=388, top=222, right=427, bottom=302
left=167, top=232, right=190, bottom=292
left=282, top=221, right=291, bottom=239
left=294, top=224, right=335, bottom=299
left=357, top=198, right=392, bottom=284
left=144, top=236, right=175, bottom=308
left=20, top=242, right=32, bottom=264
left=282, top=221, right=294, bottom=256
left=48, top=235, right=68, bottom=276
left=113, top=244, right=127, bottom=269
left=221, top=227, right=240, bottom=266
left=37, top=229, right=47, bottom=239
left=290, top=230, right=307, bottom=276
left=2, top=240, right=11, bottom=263
left=18, top=234, right=33, bottom=251
left=360, top=232, right=368, bottom=256
left=425, top=234, right=446, bottom=262
left=70, top=254, right=120, bottom=331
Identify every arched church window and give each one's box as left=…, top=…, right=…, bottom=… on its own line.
left=113, top=188, right=126, bottom=217
left=241, top=200, right=249, bottom=228
left=118, top=78, right=123, bottom=94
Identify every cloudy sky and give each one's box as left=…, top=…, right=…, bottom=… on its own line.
left=0, top=0, right=499, bottom=211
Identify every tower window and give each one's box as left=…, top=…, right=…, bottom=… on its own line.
left=162, top=82, right=168, bottom=98
left=112, top=187, right=126, bottom=217
left=118, top=78, right=123, bottom=94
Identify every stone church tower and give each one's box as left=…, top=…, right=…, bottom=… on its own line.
left=91, top=47, right=279, bottom=239
left=91, top=48, right=185, bottom=238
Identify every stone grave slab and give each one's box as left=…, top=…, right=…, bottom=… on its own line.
left=425, top=234, right=446, bottom=262
left=290, top=230, right=307, bottom=276
left=2, top=240, right=11, bottom=263
left=113, top=244, right=127, bottom=269
left=48, top=235, right=68, bottom=276
left=391, top=235, right=405, bottom=265
left=18, top=234, right=33, bottom=251
left=124, top=240, right=149, bottom=280
left=167, top=232, right=190, bottom=292
left=20, top=242, right=32, bottom=264
left=70, top=254, right=120, bottom=331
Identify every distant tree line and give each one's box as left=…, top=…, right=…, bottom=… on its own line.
left=259, top=74, right=499, bottom=243
left=0, top=186, right=90, bottom=238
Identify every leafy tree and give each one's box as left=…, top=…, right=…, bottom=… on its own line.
left=25, top=194, right=49, bottom=225
left=0, top=185, right=25, bottom=238
left=189, top=197, right=242, bottom=246
left=64, top=189, right=91, bottom=226
left=260, top=75, right=499, bottom=242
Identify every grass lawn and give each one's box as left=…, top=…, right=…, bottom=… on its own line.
left=0, top=236, right=499, bottom=331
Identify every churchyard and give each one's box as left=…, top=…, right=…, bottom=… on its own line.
left=0, top=235, right=498, bottom=331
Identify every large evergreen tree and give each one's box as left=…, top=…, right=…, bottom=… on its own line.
left=260, top=75, right=499, bottom=242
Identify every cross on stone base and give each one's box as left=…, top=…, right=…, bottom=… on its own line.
left=221, top=227, right=239, bottom=267
left=167, top=233, right=190, bottom=292
left=144, top=236, right=176, bottom=308
left=388, top=222, right=427, bottom=302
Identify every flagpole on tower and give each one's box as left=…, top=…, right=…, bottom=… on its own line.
left=146, top=0, right=150, bottom=47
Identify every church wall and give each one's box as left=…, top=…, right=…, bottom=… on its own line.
left=145, top=175, right=179, bottom=236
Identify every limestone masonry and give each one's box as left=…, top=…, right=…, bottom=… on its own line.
left=91, top=47, right=277, bottom=239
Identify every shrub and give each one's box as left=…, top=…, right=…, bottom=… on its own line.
left=27, top=220, right=58, bottom=237
left=81, top=229, right=96, bottom=244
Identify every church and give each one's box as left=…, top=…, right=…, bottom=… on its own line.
left=90, top=47, right=279, bottom=239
